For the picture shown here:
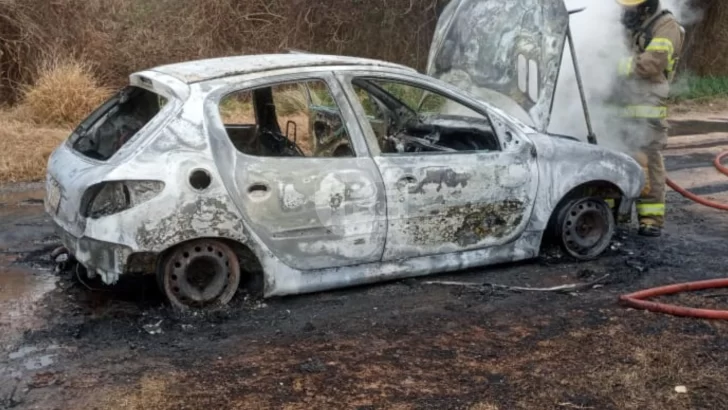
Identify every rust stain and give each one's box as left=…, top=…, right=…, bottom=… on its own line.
left=408, top=200, right=525, bottom=246
left=410, top=169, right=470, bottom=194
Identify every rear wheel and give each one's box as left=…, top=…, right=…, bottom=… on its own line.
left=555, top=197, right=615, bottom=260
left=157, top=239, right=241, bottom=310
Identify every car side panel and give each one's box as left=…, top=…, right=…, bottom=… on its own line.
left=374, top=145, right=539, bottom=260
left=203, top=75, right=388, bottom=271
left=525, top=133, right=644, bottom=233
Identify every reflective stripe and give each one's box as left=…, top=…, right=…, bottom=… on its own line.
left=616, top=0, right=647, bottom=5
left=646, top=38, right=675, bottom=55
left=645, top=37, right=676, bottom=73
left=636, top=203, right=665, bottom=216
left=621, top=105, right=667, bottom=119
left=667, top=58, right=676, bottom=72
left=618, top=57, right=633, bottom=76
left=605, top=198, right=616, bottom=208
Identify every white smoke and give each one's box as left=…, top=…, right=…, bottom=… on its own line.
left=548, top=0, right=700, bottom=154
left=664, top=0, right=704, bottom=24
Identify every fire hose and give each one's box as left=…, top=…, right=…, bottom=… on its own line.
left=619, top=149, right=728, bottom=319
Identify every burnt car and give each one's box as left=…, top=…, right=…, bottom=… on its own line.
left=44, top=2, right=643, bottom=309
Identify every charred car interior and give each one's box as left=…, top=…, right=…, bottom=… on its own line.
left=218, top=77, right=501, bottom=159
left=69, top=86, right=167, bottom=161
left=350, top=77, right=501, bottom=154
left=220, top=80, right=355, bottom=158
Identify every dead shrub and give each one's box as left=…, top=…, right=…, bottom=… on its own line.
left=1, top=0, right=447, bottom=105
left=0, top=0, right=48, bottom=103
left=20, top=58, right=112, bottom=127
left=0, top=108, right=69, bottom=182
left=274, top=89, right=308, bottom=116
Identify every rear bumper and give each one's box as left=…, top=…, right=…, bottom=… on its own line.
left=55, top=222, right=132, bottom=284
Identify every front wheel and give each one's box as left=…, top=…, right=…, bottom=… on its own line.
left=555, top=197, right=615, bottom=260
left=157, top=239, right=241, bottom=310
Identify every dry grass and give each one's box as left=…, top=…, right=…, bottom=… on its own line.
left=0, top=108, right=69, bottom=182
left=275, top=89, right=308, bottom=117
left=0, top=58, right=108, bottom=182
left=20, top=58, right=112, bottom=126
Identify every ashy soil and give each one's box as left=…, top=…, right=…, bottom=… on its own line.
left=1, top=113, right=728, bottom=410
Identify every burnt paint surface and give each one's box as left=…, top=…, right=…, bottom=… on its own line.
left=229, top=157, right=387, bottom=271
left=153, top=54, right=415, bottom=84
left=427, top=0, right=569, bottom=131
left=411, top=199, right=526, bottom=247
left=375, top=144, right=538, bottom=261
left=524, top=132, right=644, bottom=233
left=204, top=74, right=387, bottom=272
left=135, top=196, right=247, bottom=250
left=410, top=169, right=470, bottom=194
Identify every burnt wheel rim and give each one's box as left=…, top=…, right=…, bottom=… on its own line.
left=561, top=199, right=613, bottom=258
left=164, top=240, right=239, bottom=309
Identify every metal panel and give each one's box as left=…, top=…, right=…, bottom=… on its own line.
left=427, top=0, right=569, bottom=132
left=375, top=147, right=538, bottom=260
left=206, top=72, right=387, bottom=271
left=334, top=71, right=540, bottom=260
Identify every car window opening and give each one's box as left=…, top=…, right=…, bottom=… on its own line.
left=350, top=78, right=500, bottom=155
left=219, top=80, right=355, bottom=158
left=69, top=86, right=167, bottom=161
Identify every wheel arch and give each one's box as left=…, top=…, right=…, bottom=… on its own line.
left=155, top=236, right=266, bottom=297
left=546, top=180, right=624, bottom=229
left=536, top=180, right=622, bottom=258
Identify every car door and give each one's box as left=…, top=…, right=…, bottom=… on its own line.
left=337, top=71, right=539, bottom=261
left=208, top=73, right=387, bottom=271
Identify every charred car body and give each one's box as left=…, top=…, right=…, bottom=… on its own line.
left=45, top=0, right=644, bottom=309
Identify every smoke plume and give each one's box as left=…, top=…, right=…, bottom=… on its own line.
left=549, top=0, right=700, bottom=154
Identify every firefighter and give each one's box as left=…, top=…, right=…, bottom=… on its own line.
left=614, top=0, right=685, bottom=237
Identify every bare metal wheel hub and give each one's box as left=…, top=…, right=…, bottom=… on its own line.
left=558, top=197, right=615, bottom=260
left=159, top=240, right=240, bottom=310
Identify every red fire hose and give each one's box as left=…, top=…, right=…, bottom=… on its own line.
left=619, top=149, right=728, bottom=319
left=665, top=150, right=728, bottom=211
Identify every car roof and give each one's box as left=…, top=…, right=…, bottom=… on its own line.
left=148, top=53, right=416, bottom=84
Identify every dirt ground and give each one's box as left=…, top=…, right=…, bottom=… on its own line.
left=2, top=112, right=728, bottom=410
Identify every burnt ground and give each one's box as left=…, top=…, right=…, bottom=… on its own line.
left=2, top=116, right=728, bottom=410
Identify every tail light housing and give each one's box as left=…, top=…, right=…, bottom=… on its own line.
left=81, top=180, right=164, bottom=218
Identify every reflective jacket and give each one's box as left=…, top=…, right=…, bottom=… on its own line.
left=615, top=8, right=685, bottom=123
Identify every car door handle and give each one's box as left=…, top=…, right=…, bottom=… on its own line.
left=398, top=176, right=417, bottom=185
left=247, top=183, right=269, bottom=194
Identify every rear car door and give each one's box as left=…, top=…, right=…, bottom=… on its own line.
left=337, top=71, right=539, bottom=260
left=208, top=73, right=387, bottom=271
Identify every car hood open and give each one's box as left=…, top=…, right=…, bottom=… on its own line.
left=426, top=0, right=569, bottom=132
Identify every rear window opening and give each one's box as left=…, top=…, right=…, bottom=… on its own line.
left=68, top=86, right=167, bottom=161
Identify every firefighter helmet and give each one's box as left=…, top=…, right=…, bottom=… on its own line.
left=616, top=0, right=649, bottom=6
left=615, top=0, right=659, bottom=8
left=617, top=0, right=659, bottom=29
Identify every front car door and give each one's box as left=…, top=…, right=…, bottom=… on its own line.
left=337, top=71, right=539, bottom=260
left=207, top=72, right=387, bottom=271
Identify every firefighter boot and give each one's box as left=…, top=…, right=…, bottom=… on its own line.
left=635, top=139, right=667, bottom=237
